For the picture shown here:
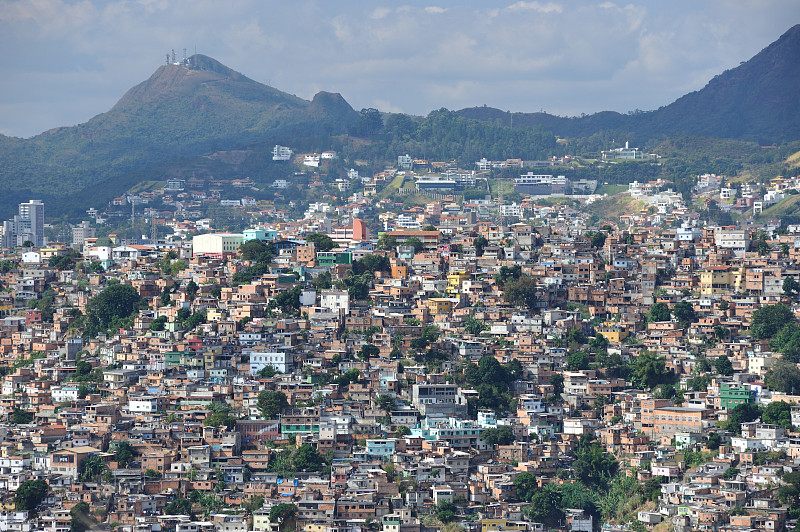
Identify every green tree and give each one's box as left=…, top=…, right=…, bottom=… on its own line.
left=762, top=400, right=793, bottom=429
left=358, top=344, right=380, bottom=360
left=566, top=350, right=590, bottom=371
left=185, top=280, right=199, bottom=301
left=80, top=455, right=107, bottom=482
left=784, top=276, right=800, bottom=297
left=550, top=373, right=564, bottom=396
left=751, top=303, right=795, bottom=339
left=463, top=315, right=487, bottom=335
left=513, top=472, right=538, bottom=502
left=405, top=237, right=424, bottom=253
left=269, top=503, right=297, bottom=529
left=83, top=283, right=143, bottom=339
left=525, top=484, right=564, bottom=527
left=70, top=501, right=93, bottom=532
left=724, top=403, right=763, bottom=434
left=715, top=355, right=734, bottom=376
left=14, top=479, right=49, bottom=511
left=257, top=391, right=288, bottom=419
left=144, top=469, right=162, bottom=479
left=396, top=426, right=411, bottom=437
left=480, top=425, right=516, bottom=446
left=765, top=357, right=800, bottom=394
left=114, top=441, right=135, bottom=468
left=672, top=301, right=697, bottom=329
left=240, top=239, right=276, bottom=263
left=647, top=302, right=671, bottom=323
left=573, top=435, right=618, bottom=490
left=11, top=408, right=33, bottom=424
left=375, top=394, right=396, bottom=413
left=313, top=270, right=332, bottom=290
left=435, top=500, right=457, bottom=523
left=258, top=365, right=278, bottom=378
left=474, top=236, right=489, bottom=257
left=706, top=432, right=722, bottom=450
left=503, top=275, right=538, bottom=309
left=293, top=444, right=325, bottom=471
left=164, top=496, right=193, bottom=516
left=629, top=351, right=673, bottom=389
left=306, top=233, right=336, bottom=252
left=377, top=234, right=397, bottom=250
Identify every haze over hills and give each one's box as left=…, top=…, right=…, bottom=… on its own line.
left=458, top=24, right=800, bottom=144
left=0, top=25, right=799, bottom=219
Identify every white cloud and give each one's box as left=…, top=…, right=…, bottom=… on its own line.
left=506, top=1, right=563, bottom=14
left=0, top=0, right=798, bottom=137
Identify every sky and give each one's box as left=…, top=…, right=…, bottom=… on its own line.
left=0, top=0, right=798, bottom=138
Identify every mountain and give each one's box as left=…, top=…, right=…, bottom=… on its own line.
left=458, top=24, right=800, bottom=143
left=0, top=54, right=358, bottom=205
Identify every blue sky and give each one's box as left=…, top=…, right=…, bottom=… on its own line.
left=0, top=0, right=798, bottom=138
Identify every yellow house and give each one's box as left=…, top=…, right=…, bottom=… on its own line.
left=700, top=266, right=733, bottom=296
left=482, top=518, right=527, bottom=532
left=597, top=323, right=629, bottom=343
left=206, top=308, right=227, bottom=322
left=428, top=298, right=459, bottom=315
left=446, top=271, right=469, bottom=295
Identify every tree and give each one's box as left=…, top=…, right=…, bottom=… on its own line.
left=240, top=239, right=276, bottom=263
left=258, top=365, right=278, bottom=378
left=503, top=275, right=538, bottom=309
left=784, top=276, right=800, bottom=298
left=715, top=355, right=734, bottom=376
left=358, top=344, right=380, bottom=360
left=83, top=283, right=143, bottom=339
left=750, top=303, right=795, bottom=339
left=573, top=434, right=618, bottom=489
left=474, top=236, right=488, bottom=257
left=15, top=479, right=49, bottom=510
left=525, top=484, right=564, bottom=527
left=377, top=234, right=397, bottom=250
left=269, top=503, right=297, bottom=529
left=513, top=472, right=538, bottom=502
left=396, top=425, right=411, bottom=437
left=376, top=394, right=396, bottom=413
left=185, top=280, right=199, bottom=301
left=164, top=496, right=193, bottom=516
left=566, top=327, right=587, bottom=347
left=586, top=231, right=607, bottom=249
left=70, top=501, right=93, bottom=532
left=144, top=469, right=162, bottom=479
left=11, top=408, right=33, bottom=424
left=203, top=411, right=237, bottom=429
left=480, top=425, right=516, bottom=446
left=435, top=500, right=456, bottom=523
left=765, top=358, right=800, bottom=394
left=706, top=432, right=722, bottom=450
left=647, top=302, right=671, bottom=323
left=293, top=444, right=325, bottom=471
left=550, top=373, right=564, bottom=396
left=80, top=455, right=107, bottom=482
left=672, top=301, right=697, bottom=329
left=352, top=254, right=391, bottom=275
left=114, top=441, right=135, bottom=468
left=313, top=271, right=332, bottom=290
left=762, top=400, right=793, bottom=429
left=629, top=351, right=673, bottom=389
left=566, top=350, right=590, bottom=371
left=463, top=315, right=487, bottom=335
left=306, top=233, right=336, bottom=252
left=405, top=237, right=424, bottom=253
left=724, top=403, right=762, bottom=434
left=257, top=391, right=288, bottom=419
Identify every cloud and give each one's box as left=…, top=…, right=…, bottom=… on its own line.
left=506, top=1, right=563, bottom=14
left=0, top=0, right=798, bottom=137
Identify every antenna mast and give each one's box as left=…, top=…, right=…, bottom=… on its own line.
left=171, top=49, right=176, bottom=64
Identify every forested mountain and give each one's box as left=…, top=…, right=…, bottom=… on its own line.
left=1, top=25, right=799, bottom=220
left=0, top=55, right=358, bottom=199
left=458, top=24, right=800, bottom=144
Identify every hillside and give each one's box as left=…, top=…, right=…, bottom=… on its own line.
left=458, top=24, right=800, bottom=144
left=0, top=55, right=358, bottom=206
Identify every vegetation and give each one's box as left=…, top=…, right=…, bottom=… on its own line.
left=15, top=479, right=49, bottom=511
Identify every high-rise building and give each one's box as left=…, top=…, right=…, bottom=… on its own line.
left=1, top=200, right=44, bottom=248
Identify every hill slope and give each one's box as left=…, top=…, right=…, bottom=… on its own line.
left=459, top=24, right=800, bottom=143
left=0, top=54, right=358, bottom=199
